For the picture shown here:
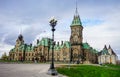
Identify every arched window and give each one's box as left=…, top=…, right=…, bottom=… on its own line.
left=29, top=53, right=31, bottom=56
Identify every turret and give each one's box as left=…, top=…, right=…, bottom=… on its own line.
left=16, top=34, right=24, bottom=47
left=70, top=3, right=83, bottom=45
left=108, top=45, right=116, bottom=55
left=103, top=45, right=107, bottom=50
left=69, top=2, right=84, bottom=62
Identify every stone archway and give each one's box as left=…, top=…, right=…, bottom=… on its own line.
left=72, top=48, right=79, bottom=62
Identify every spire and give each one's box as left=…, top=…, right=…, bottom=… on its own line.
left=18, top=34, right=23, bottom=41
left=108, top=44, right=111, bottom=49
left=108, top=45, right=116, bottom=55
left=85, top=39, right=87, bottom=43
left=19, top=26, right=22, bottom=35
left=103, top=45, right=107, bottom=50
left=71, top=0, right=82, bottom=26
left=18, top=27, right=23, bottom=41
left=75, top=0, right=79, bottom=16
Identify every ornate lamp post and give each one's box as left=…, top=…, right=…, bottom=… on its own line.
left=47, top=18, right=58, bottom=75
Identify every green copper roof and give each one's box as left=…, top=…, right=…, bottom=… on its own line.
left=54, top=45, right=60, bottom=51
left=90, top=48, right=98, bottom=53
left=18, top=44, right=25, bottom=51
left=10, top=44, right=26, bottom=52
left=17, top=44, right=33, bottom=52
left=82, top=43, right=90, bottom=49
left=37, top=38, right=52, bottom=46
left=10, top=48, right=15, bottom=52
left=49, top=41, right=71, bottom=51
left=71, top=4, right=82, bottom=27
left=101, top=49, right=109, bottom=55
left=26, top=45, right=31, bottom=52
left=100, top=45, right=109, bottom=55
left=82, top=43, right=99, bottom=53
left=64, top=41, right=71, bottom=48
left=71, top=15, right=82, bottom=26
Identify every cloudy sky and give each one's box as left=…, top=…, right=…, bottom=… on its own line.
left=0, top=0, right=120, bottom=59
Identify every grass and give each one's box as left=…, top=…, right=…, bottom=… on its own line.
left=57, top=64, right=120, bottom=77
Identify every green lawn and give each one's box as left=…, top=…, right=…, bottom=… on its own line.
left=57, top=64, right=120, bottom=77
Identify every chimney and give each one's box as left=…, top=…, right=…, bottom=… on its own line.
left=61, top=41, right=63, bottom=45
left=30, top=43, right=32, bottom=47
left=37, top=39, right=39, bottom=44
left=54, top=41, right=56, bottom=45
left=57, top=42, right=59, bottom=46
left=108, top=45, right=111, bottom=49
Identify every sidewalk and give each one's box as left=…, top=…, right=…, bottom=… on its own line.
left=0, top=64, right=67, bottom=77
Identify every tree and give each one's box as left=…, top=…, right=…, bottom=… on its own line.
left=1, top=52, right=8, bottom=60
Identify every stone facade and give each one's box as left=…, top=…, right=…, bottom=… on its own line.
left=98, top=45, right=117, bottom=64
left=9, top=7, right=117, bottom=64
left=9, top=37, right=71, bottom=62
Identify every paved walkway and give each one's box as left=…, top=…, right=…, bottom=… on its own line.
left=0, top=64, right=67, bottom=77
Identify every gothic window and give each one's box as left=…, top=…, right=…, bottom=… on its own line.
left=57, top=52, right=60, bottom=56
left=73, top=53, right=78, bottom=58
left=19, top=53, right=21, bottom=56
left=39, top=48, right=42, bottom=51
left=32, top=53, right=34, bottom=56
left=63, top=51, right=67, bottom=56
left=10, top=54, right=12, bottom=56
left=26, top=53, right=27, bottom=56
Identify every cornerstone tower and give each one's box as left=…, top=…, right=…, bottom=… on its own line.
left=70, top=7, right=83, bottom=62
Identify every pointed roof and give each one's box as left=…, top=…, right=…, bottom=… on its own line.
left=17, top=34, right=24, bottom=41
left=103, top=45, right=107, bottom=50
left=108, top=45, right=111, bottom=49
left=108, top=45, right=116, bottom=55
left=100, top=45, right=109, bottom=55
left=71, top=2, right=82, bottom=26
left=18, top=27, right=23, bottom=41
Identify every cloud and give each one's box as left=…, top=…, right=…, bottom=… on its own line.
left=0, top=42, right=14, bottom=57
left=83, top=10, right=120, bottom=58
left=0, top=0, right=120, bottom=60
left=117, top=54, right=120, bottom=60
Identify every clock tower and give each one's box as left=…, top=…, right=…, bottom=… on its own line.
left=70, top=6, right=83, bottom=63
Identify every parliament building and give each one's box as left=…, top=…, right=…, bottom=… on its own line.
left=9, top=7, right=117, bottom=64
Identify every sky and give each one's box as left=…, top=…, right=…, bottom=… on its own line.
left=0, top=0, right=120, bottom=59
